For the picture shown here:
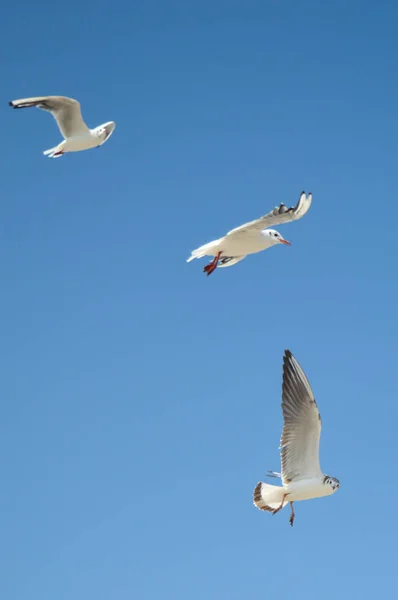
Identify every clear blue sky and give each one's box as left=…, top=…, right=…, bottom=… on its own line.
left=2, top=1, right=398, bottom=598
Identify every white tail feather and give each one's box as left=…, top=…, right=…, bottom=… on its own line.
left=253, top=481, right=288, bottom=512
left=43, top=143, right=65, bottom=158
left=186, top=239, right=222, bottom=262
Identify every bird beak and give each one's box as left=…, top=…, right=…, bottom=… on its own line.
left=279, top=238, right=291, bottom=246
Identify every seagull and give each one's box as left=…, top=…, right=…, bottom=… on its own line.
left=8, top=95, right=116, bottom=158
left=253, top=350, right=339, bottom=527
left=186, top=191, right=312, bottom=276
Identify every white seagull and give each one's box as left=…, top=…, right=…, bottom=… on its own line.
left=8, top=95, right=116, bottom=158
left=253, top=350, right=339, bottom=527
left=186, top=191, right=312, bottom=276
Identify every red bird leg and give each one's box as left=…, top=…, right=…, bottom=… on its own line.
left=203, top=251, right=222, bottom=276
left=272, top=493, right=287, bottom=516
left=53, top=151, right=64, bottom=157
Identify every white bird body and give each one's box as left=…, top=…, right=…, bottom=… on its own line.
left=56, top=131, right=106, bottom=153
left=9, top=96, right=116, bottom=158
left=286, top=477, right=336, bottom=501
left=190, top=231, right=277, bottom=259
left=253, top=350, right=339, bottom=526
left=257, top=477, right=337, bottom=513
left=187, top=191, right=312, bottom=275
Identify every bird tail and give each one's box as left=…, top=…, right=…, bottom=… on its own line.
left=43, top=142, right=65, bottom=158
left=253, top=481, right=288, bottom=512
left=186, top=239, right=222, bottom=262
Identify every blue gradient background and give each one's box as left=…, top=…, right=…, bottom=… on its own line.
left=2, top=2, right=397, bottom=599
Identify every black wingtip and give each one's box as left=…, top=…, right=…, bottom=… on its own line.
left=283, top=350, right=296, bottom=373
left=8, top=101, right=14, bottom=107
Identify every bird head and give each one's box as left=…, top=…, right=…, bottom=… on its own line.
left=94, top=121, right=116, bottom=144
left=323, top=475, right=340, bottom=492
left=261, top=229, right=291, bottom=246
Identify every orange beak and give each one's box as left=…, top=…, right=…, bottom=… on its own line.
left=279, top=238, right=291, bottom=246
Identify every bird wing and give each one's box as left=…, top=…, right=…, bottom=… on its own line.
left=9, top=96, right=90, bottom=138
left=279, top=350, right=322, bottom=484
left=217, top=256, right=246, bottom=268
left=225, top=191, right=312, bottom=238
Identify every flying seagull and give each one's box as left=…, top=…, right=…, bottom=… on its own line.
left=253, top=350, right=339, bottom=527
left=8, top=95, right=116, bottom=158
left=186, top=191, right=312, bottom=276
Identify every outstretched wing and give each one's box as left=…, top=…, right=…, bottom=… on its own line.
left=280, top=350, right=322, bottom=484
left=9, top=95, right=90, bottom=138
left=226, top=191, right=312, bottom=238
left=217, top=256, right=246, bottom=268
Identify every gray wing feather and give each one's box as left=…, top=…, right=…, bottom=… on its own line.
left=226, top=191, right=312, bottom=238
left=9, top=95, right=89, bottom=138
left=280, top=350, right=322, bottom=484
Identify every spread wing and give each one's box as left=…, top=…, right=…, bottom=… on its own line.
left=226, top=191, right=312, bottom=238
left=280, top=350, right=322, bottom=484
left=9, top=95, right=90, bottom=138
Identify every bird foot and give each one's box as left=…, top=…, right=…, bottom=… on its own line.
left=289, top=502, right=295, bottom=527
left=203, top=252, right=221, bottom=276
left=272, top=494, right=287, bottom=517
